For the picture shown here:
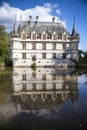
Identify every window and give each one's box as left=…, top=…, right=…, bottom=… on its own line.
left=42, top=53, right=46, bottom=59
left=42, top=83, right=46, bottom=90
left=53, top=74, right=56, bottom=80
left=32, top=34, right=36, bottom=40
left=42, top=43, right=46, bottom=50
left=53, top=83, right=56, bottom=89
left=22, top=53, right=26, bottom=59
left=22, top=32, right=26, bottom=40
left=32, top=56, right=36, bottom=61
left=62, top=53, right=66, bottom=59
left=33, top=83, right=36, bottom=90
left=23, top=83, right=26, bottom=91
left=63, top=44, right=66, bottom=50
left=42, top=34, right=46, bottom=40
left=53, top=43, right=56, bottom=50
left=22, top=43, right=26, bottom=50
left=32, top=72, right=36, bottom=77
left=42, top=74, right=46, bottom=80
left=32, top=43, right=36, bottom=50
left=53, top=53, right=56, bottom=59
left=63, top=34, right=67, bottom=40
left=53, top=34, right=56, bottom=40
left=23, top=74, right=26, bottom=80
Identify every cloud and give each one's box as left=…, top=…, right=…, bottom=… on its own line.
left=0, top=2, right=66, bottom=32
left=56, top=9, right=61, bottom=15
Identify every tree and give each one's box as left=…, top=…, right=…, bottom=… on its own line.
left=0, top=25, right=9, bottom=64
left=78, top=50, right=84, bottom=63
left=83, top=51, right=87, bottom=63
left=78, top=50, right=87, bottom=63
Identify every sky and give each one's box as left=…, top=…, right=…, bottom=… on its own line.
left=0, top=0, right=87, bottom=51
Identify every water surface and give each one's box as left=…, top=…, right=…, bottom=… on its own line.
left=0, top=67, right=87, bottom=130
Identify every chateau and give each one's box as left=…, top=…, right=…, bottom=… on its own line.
left=8, top=16, right=79, bottom=67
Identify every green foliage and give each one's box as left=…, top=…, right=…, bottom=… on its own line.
left=31, top=62, right=37, bottom=71
left=78, top=50, right=87, bottom=63
left=0, top=25, right=9, bottom=64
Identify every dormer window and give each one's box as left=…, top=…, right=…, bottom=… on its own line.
left=32, top=31, right=36, bottom=40
left=62, top=32, right=67, bottom=40
left=52, top=32, right=57, bottom=40
left=42, top=31, right=46, bottom=40
left=21, top=31, right=26, bottom=40
left=32, top=34, right=36, bottom=40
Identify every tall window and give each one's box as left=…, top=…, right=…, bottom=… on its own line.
left=32, top=43, right=36, bottom=50
left=23, top=74, right=26, bottom=80
left=63, top=44, right=66, bottom=50
left=23, top=83, right=26, bottom=91
left=42, top=83, right=46, bottom=90
left=53, top=83, right=56, bottom=89
left=22, top=53, right=26, bottom=59
left=42, top=74, right=46, bottom=80
left=22, top=43, right=26, bottom=50
left=53, top=53, right=56, bottom=59
left=53, top=43, right=56, bottom=50
left=42, top=53, right=46, bottom=59
left=62, top=53, right=66, bottom=59
left=33, top=83, right=36, bottom=90
left=53, top=74, right=56, bottom=80
left=42, top=43, right=46, bottom=50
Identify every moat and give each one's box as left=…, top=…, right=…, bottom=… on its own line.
left=0, top=67, right=87, bottom=130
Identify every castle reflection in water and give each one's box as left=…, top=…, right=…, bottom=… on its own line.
left=12, top=67, right=78, bottom=113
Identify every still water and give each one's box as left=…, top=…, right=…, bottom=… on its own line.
left=0, top=67, right=87, bottom=130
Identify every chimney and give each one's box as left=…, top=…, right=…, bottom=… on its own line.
left=35, top=16, right=39, bottom=26
left=29, top=15, right=32, bottom=26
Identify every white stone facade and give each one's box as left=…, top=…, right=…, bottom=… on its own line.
left=9, top=16, right=79, bottom=66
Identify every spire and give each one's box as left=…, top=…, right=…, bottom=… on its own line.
left=18, top=15, right=22, bottom=33
left=72, top=16, right=76, bottom=36
left=13, top=14, right=17, bottom=33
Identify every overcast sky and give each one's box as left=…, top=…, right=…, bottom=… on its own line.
left=0, top=0, right=87, bottom=51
